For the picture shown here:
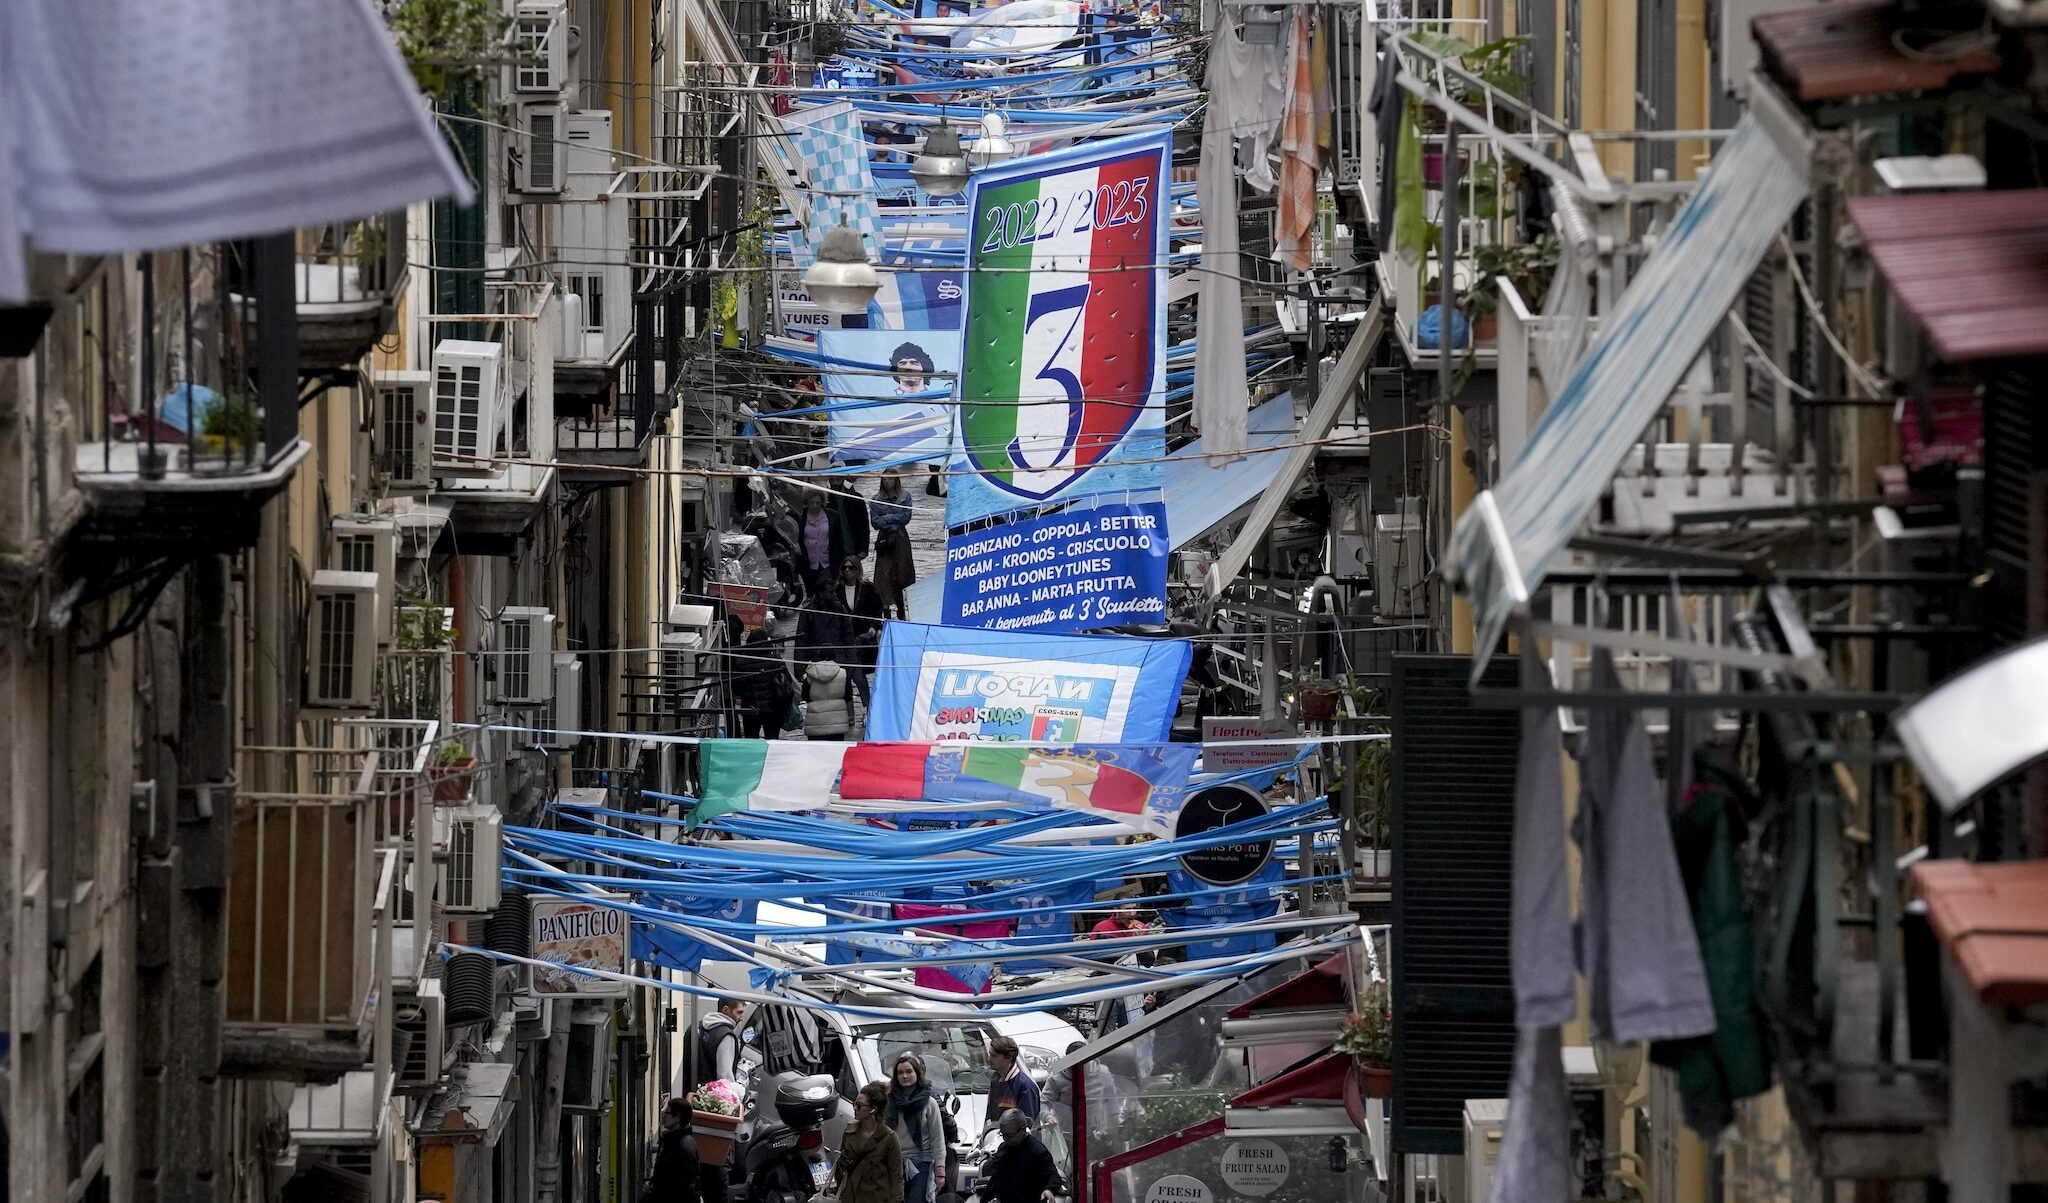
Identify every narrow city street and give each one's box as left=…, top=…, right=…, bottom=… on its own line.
left=7, top=2, right=2048, bottom=1203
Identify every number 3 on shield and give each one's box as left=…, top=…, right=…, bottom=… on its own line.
left=1010, top=285, right=1090, bottom=472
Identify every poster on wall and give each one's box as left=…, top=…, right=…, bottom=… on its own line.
left=867, top=621, right=1191, bottom=743
left=531, top=895, right=631, bottom=996
left=817, top=328, right=959, bottom=464
left=946, top=132, right=1171, bottom=525
left=941, top=499, right=1168, bottom=633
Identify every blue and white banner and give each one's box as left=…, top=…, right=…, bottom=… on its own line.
left=818, top=328, right=959, bottom=464
left=868, top=621, right=1191, bottom=743
left=631, top=893, right=759, bottom=974
left=941, top=499, right=1168, bottom=633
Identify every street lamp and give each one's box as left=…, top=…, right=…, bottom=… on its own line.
left=910, top=123, right=971, bottom=197
left=801, top=215, right=881, bottom=315
left=969, top=112, right=1017, bottom=170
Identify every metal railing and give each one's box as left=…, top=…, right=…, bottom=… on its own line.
left=295, top=212, right=407, bottom=309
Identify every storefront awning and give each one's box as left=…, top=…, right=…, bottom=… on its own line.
left=1224, top=952, right=1348, bottom=1020
left=1446, top=104, right=1812, bottom=676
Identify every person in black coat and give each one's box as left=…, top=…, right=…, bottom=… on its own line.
left=822, top=556, right=886, bottom=705
left=649, top=1097, right=704, bottom=1203
left=799, top=585, right=854, bottom=670
left=730, top=630, right=793, bottom=738
left=972, top=1110, right=1062, bottom=1203
left=832, top=478, right=872, bottom=564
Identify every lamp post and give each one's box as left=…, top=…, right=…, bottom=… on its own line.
left=910, top=123, right=971, bottom=197
left=801, top=215, right=882, bottom=315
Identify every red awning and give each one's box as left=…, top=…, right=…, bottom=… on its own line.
left=1224, top=953, right=1348, bottom=1020
left=1850, top=189, right=2048, bottom=363
left=1229, top=1050, right=1351, bottom=1109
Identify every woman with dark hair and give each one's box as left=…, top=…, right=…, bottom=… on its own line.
left=869, top=470, right=917, bottom=616
left=887, top=1054, right=945, bottom=1203
left=888, top=343, right=948, bottom=499
left=835, top=1081, right=907, bottom=1203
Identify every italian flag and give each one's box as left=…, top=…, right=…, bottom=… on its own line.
left=960, top=145, right=1161, bottom=498
left=840, top=742, right=1171, bottom=834
left=695, top=742, right=851, bottom=826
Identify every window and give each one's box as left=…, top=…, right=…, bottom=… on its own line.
left=67, top=956, right=107, bottom=1198
left=570, top=275, right=604, bottom=333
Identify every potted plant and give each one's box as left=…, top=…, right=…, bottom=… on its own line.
left=427, top=738, right=476, bottom=802
left=1294, top=678, right=1341, bottom=723
left=1464, top=235, right=1561, bottom=344
left=387, top=0, right=514, bottom=104
left=1337, top=980, right=1393, bottom=1097
left=196, top=390, right=261, bottom=467
left=1347, top=738, right=1392, bottom=879
left=688, top=1079, right=746, bottom=1164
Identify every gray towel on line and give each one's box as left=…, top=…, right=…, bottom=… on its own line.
left=1576, top=648, right=1717, bottom=1044
left=1486, top=1025, right=1571, bottom=1203
left=1512, top=704, right=1577, bottom=1029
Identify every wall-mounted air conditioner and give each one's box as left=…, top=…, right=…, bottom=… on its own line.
left=1373, top=500, right=1425, bottom=619
left=545, top=653, right=583, bottom=749
left=376, top=370, right=435, bottom=490
left=1462, top=1098, right=1507, bottom=1203
left=430, top=339, right=505, bottom=468
left=512, top=0, right=569, bottom=94
left=436, top=803, right=504, bottom=914
left=330, top=515, right=399, bottom=644
left=394, top=979, right=448, bottom=1090
left=564, top=109, right=615, bottom=203
left=516, top=102, right=566, bottom=195
left=492, top=607, right=556, bottom=705
left=307, top=571, right=381, bottom=710
left=660, top=602, right=718, bottom=691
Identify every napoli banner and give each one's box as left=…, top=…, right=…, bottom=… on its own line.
left=946, top=132, right=1170, bottom=525
left=942, top=499, right=1168, bottom=632
left=817, top=328, right=958, bottom=464
left=868, top=621, right=1191, bottom=743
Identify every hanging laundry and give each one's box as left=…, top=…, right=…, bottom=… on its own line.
left=1393, top=96, right=1431, bottom=263
left=1274, top=12, right=1319, bottom=271
left=0, top=0, right=471, bottom=303
left=1193, top=11, right=1285, bottom=456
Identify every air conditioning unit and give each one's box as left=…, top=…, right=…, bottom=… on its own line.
left=564, top=109, right=615, bottom=202
left=436, top=803, right=504, bottom=914
left=1462, top=1098, right=1507, bottom=1203
left=1373, top=500, right=1426, bottom=619
left=430, top=339, right=504, bottom=467
left=512, top=0, right=569, bottom=94
left=394, top=979, right=448, bottom=1090
left=307, top=571, right=381, bottom=710
left=376, top=370, right=435, bottom=489
left=516, top=102, right=566, bottom=195
left=492, top=607, right=556, bottom=705
left=660, top=602, right=719, bottom=689
left=545, top=653, right=583, bottom=749
left=330, top=515, right=399, bottom=643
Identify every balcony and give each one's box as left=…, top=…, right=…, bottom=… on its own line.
left=425, top=279, right=560, bottom=551
left=556, top=288, right=687, bottom=479
left=291, top=212, right=407, bottom=372
left=220, top=745, right=398, bottom=1081
left=72, top=245, right=311, bottom=553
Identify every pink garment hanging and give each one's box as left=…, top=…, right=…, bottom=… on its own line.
left=1275, top=12, right=1319, bottom=272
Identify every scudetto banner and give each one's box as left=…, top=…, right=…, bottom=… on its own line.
left=941, top=499, right=1169, bottom=633
left=946, top=132, right=1170, bottom=525
left=868, top=621, right=1191, bottom=743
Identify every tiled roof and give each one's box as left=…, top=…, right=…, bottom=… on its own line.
left=1849, top=189, right=2048, bottom=362
left=1912, top=859, right=2048, bottom=1007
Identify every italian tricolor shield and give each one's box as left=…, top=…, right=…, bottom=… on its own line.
left=948, top=133, right=1171, bottom=525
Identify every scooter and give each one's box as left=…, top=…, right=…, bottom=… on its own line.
left=735, top=1074, right=840, bottom=1203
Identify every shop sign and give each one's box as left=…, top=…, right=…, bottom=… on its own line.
left=1144, top=1175, right=1212, bottom=1203
left=941, top=500, right=1169, bottom=634
left=531, top=895, right=630, bottom=996
left=1174, top=783, right=1272, bottom=886
left=1200, top=717, right=1298, bottom=773
left=1219, top=1140, right=1291, bottom=1196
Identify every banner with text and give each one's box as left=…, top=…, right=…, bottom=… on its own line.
left=942, top=500, right=1168, bottom=633
left=946, top=132, right=1170, bottom=525
left=868, top=621, right=1191, bottom=743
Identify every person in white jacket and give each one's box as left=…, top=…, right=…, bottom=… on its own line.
left=804, top=659, right=854, bottom=740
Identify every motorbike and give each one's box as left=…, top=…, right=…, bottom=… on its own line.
left=732, top=1074, right=841, bottom=1203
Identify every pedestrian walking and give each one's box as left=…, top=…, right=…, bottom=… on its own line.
left=886, top=1054, right=945, bottom=1203
left=834, top=1082, right=906, bottom=1203
left=833, top=477, right=873, bottom=565
left=803, top=660, right=855, bottom=740
left=731, top=631, right=794, bottom=738
left=799, top=581, right=853, bottom=669
left=870, top=471, right=916, bottom=616
left=694, top=998, right=746, bottom=1087
left=648, top=1096, right=704, bottom=1203
left=830, top=556, right=886, bottom=705
left=800, top=490, right=845, bottom=591
left=985, top=1036, right=1041, bottom=1127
